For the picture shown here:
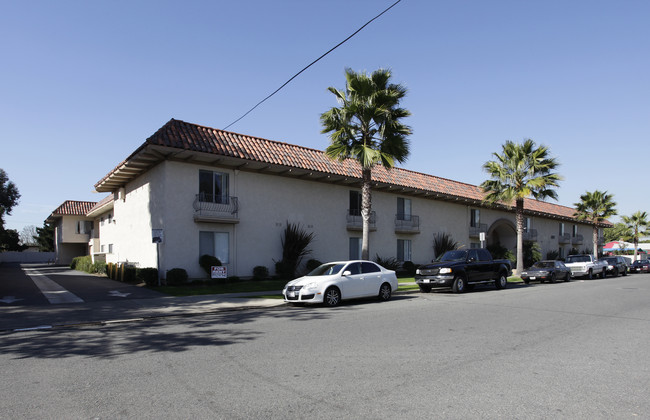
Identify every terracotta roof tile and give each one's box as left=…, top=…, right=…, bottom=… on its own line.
left=50, top=200, right=97, bottom=217
left=116, top=118, right=597, bottom=223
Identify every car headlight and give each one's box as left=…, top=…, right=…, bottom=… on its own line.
left=305, top=282, right=319, bottom=291
left=415, top=269, right=421, bottom=275
left=439, top=268, right=452, bottom=274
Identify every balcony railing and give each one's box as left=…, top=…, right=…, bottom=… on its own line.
left=523, top=229, right=538, bottom=242
left=469, top=223, right=487, bottom=238
left=347, top=209, right=376, bottom=231
left=572, top=234, right=584, bottom=245
left=395, top=214, right=420, bottom=234
left=193, top=195, right=239, bottom=223
left=558, top=233, right=571, bottom=244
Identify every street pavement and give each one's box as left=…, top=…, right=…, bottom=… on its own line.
left=0, top=263, right=287, bottom=332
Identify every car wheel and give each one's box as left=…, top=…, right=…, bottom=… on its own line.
left=379, top=283, right=392, bottom=301
left=495, top=273, right=507, bottom=289
left=623, top=268, right=628, bottom=276
left=613, top=268, right=619, bottom=277
left=587, top=269, right=593, bottom=280
left=565, top=272, right=571, bottom=282
left=523, top=279, right=530, bottom=284
left=418, top=284, right=432, bottom=293
left=452, top=275, right=466, bottom=293
left=600, top=269, right=606, bottom=279
left=323, top=286, right=341, bottom=307
left=549, top=273, right=556, bottom=284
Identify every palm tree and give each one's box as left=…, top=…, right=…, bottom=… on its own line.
left=321, top=68, right=411, bottom=260
left=622, top=211, right=649, bottom=261
left=574, top=190, right=617, bottom=259
left=481, top=139, right=561, bottom=274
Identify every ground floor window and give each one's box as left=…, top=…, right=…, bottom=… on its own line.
left=349, top=237, right=361, bottom=260
left=199, top=231, right=229, bottom=264
left=397, top=239, right=412, bottom=262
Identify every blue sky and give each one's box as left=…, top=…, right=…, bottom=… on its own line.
left=2, top=0, right=649, bottom=232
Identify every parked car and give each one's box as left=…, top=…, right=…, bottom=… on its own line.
left=631, top=259, right=650, bottom=273
left=564, top=254, right=607, bottom=279
left=282, top=260, right=398, bottom=306
left=601, top=256, right=629, bottom=277
left=520, top=260, right=572, bottom=284
left=414, top=248, right=512, bottom=293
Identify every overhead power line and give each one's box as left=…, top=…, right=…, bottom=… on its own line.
left=222, top=0, right=403, bottom=131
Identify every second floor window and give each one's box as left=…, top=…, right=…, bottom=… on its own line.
left=349, top=191, right=361, bottom=216
left=76, top=221, right=92, bottom=234
left=199, top=170, right=229, bottom=204
left=470, top=209, right=480, bottom=228
left=572, top=224, right=578, bottom=237
left=397, top=197, right=412, bottom=221
left=559, top=223, right=565, bottom=236
left=524, top=217, right=532, bottom=233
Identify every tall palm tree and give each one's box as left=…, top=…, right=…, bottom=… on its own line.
left=321, top=68, right=411, bottom=260
left=622, top=211, right=649, bottom=261
left=481, top=139, right=561, bottom=274
left=574, top=190, right=617, bottom=259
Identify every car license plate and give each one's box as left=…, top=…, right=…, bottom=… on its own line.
left=423, top=279, right=430, bottom=283
left=530, top=276, right=536, bottom=280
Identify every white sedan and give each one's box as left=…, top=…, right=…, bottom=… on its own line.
left=282, top=260, right=398, bottom=306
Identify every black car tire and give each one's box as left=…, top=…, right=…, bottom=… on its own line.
left=418, top=284, right=432, bottom=293
left=523, top=279, right=530, bottom=284
left=565, top=272, right=571, bottom=282
left=379, top=283, right=392, bottom=301
left=600, top=269, right=606, bottom=279
left=623, top=268, right=628, bottom=276
left=549, top=273, right=556, bottom=284
left=613, top=268, right=619, bottom=277
left=452, top=275, right=466, bottom=293
left=587, top=269, right=593, bottom=280
left=495, top=273, right=507, bottom=289
left=323, top=286, right=341, bottom=307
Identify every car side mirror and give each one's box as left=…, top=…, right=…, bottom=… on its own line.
left=468, top=257, right=476, bottom=263
left=342, top=270, right=352, bottom=276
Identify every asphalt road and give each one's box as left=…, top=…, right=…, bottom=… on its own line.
left=1, top=274, right=649, bottom=419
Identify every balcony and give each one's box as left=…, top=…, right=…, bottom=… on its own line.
left=347, top=209, right=376, bottom=231
left=558, top=233, right=571, bottom=244
left=523, top=229, right=538, bottom=242
left=572, top=234, right=584, bottom=245
left=395, top=214, right=420, bottom=234
left=193, top=195, right=239, bottom=224
left=469, top=223, right=487, bottom=238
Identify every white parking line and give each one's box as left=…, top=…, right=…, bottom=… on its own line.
left=24, top=271, right=84, bottom=304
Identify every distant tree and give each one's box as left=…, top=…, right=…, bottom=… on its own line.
left=574, top=190, right=617, bottom=259
left=603, top=222, right=631, bottom=243
left=35, top=221, right=55, bottom=252
left=19, top=225, right=38, bottom=246
left=622, top=211, right=649, bottom=261
left=481, top=139, right=561, bottom=274
left=0, top=229, right=25, bottom=251
left=321, top=68, right=411, bottom=260
left=0, top=169, right=20, bottom=229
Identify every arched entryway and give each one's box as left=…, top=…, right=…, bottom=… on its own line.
left=487, top=218, right=517, bottom=251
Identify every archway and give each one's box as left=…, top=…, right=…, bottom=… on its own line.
left=487, top=218, right=517, bottom=251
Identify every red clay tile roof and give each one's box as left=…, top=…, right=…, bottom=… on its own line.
left=49, top=200, right=97, bottom=218
left=96, top=118, right=603, bottom=224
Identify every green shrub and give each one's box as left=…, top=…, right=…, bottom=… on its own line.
left=374, top=255, right=401, bottom=271
left=252, top=265, right=269, bottom=280
left=228, top=276, right=240, bottom=282
left=137, top=267, right=159, bottom=286
left=123, top=266, right=137, bottom=283
left=402, top=261, right=417, bottom=276
left=166, top=268, right=188, bottom=285
left=70, top=256, right=95, bottom=274
left=93, top=261, right=107, bottom=275
left=306, top=259, right=322, bottom=272
left=199, top=254, right=222, bottom=277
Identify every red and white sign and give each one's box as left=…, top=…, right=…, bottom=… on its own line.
left=211, top=266, right=227, bottom=279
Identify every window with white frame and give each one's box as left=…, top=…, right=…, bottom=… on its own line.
left=100, top=217, right=105, bottom=226
left=101, top=244, right=106, bottom=253
left=199, top=170, right=230, bottom=204
left=397, top=239, right=412, bottom=262
left=199, top=231, right=230, bottom=264
left=559, top=223, right=565, bottom=236
left=397, top=197, right=412, bottom=221
left=108, top=244, right=114, bottom=254
left=349, top=237, right=361, bottom=260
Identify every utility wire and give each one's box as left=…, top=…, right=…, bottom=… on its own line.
left=222, top=0, right=403, bottom=131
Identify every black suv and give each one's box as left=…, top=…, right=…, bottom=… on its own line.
left=602, top=256, right=628, bottom=277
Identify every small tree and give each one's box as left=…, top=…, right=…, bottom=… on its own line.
left=19, top=225, right=38, bottom=246
left=35, top=221, right=55, bottom=252
left=574, top=190, right=617, bottom=259
left=275, top=222, right=315, bottom=279
left=433, top=232, right=459, bottom=259
left=622, top=211, right=649, bottom=261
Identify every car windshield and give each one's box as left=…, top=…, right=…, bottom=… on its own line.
left=532, top=261, right=554, bottom=269
left=306, top=263, right=345, bottom=276
left=566, top=255, right=590, bottom=263
left=437, top=250, right=468, bottom=262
